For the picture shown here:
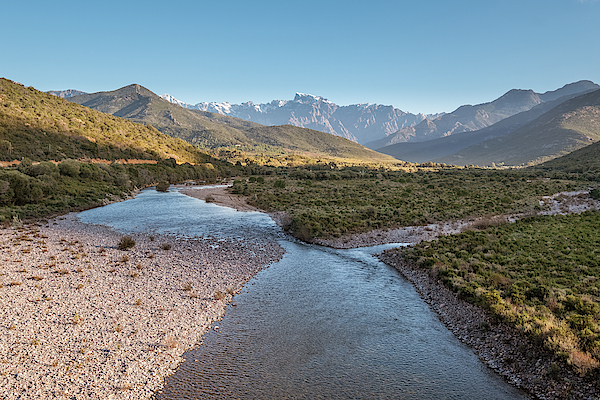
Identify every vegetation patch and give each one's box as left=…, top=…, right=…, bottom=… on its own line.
left=391, top=211, right=600, bottom=375
left=234, top=165, right=577, bottom=240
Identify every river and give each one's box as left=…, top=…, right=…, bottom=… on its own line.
left=78, top=187, right=528, bottom=399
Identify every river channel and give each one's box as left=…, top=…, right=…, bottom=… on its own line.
left=78, top=187, right=528, bottom=399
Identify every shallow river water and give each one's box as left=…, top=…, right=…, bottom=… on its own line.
left=79, top=188, right=528, bottom=399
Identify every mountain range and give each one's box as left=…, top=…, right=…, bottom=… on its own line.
left=49, top=79, right=600, bottom=167
left=159, top=92, right=442, bottom=145
left=375, top=83, right=600, bottom=163
left=368, top=80, right=600, bottom=149
left=65, top=85, right=394, bottom=162
left=435, top=87, right=600, bottom=167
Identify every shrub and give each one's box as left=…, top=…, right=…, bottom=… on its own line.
left=118, top=236, right=135, bottom=250
left=156, top=181, right=170, bottom=192
left=214, top=291, right=226, bottom=300
left=161, top=243, right=172, bottom=251
left=59, top=159, right=81, bottom=177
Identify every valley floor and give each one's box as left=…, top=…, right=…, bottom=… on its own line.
left=0, top=213, right=283, bottom=400
left=188, top=185, right=600, bottom=399
left=2, top=187, right=597, bottom=399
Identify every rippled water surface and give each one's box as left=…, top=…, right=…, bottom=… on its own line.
left=80, top=188, right=528, bottom=399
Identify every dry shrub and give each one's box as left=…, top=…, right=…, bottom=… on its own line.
left=183, top=281, right=193, bottom=291
left=164, top=335, right=177, bottom=348
left=571, top=350, right=599, bottom=376
left=161, top=243, right=172, bottom=251
left=118, top=236, right=135, bottom=251
left=214, top=291, right=226, bottom=300
left=472, top=215, right=508, bottom=230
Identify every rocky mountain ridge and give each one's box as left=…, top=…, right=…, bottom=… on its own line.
left=160, top=92, right=441, bottom=144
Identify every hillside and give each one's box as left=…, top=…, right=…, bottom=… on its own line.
left=532, top=135, right=600, bottom=179
left=367, top=80, right=599, bottom=148
left=0, top=79, right=213, bottom=164
left=68, top=85, right=395, bottom=162
left=435, top=89, right=600, bottom=167
left=375, top=89, right=599, bottom=163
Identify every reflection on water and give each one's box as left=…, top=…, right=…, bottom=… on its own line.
left=80, top=188, right=528, bottom=399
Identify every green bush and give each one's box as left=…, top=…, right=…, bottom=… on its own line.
left=156, top=181, right=170, bottom=192
left=59, top=159, right=81, bottom=177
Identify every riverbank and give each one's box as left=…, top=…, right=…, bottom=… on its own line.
left=377, top=252, right=597, bottom=400
left=177, top=184, right=261, bottom=212
left=0, top=213, right=284, bottom=400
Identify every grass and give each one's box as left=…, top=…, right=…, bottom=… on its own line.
left=390, top=210, right=600, bottom=375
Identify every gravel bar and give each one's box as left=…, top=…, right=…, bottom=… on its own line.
left=0, top=213, right=284, bottom=399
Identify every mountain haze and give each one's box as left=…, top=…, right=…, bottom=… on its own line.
left=368, top=80, right=599, bottom=148
left=375, top=86, right=600, bottom=163
left=47, top=89, right=87, bottom=99
left=435, top=88, right=600, bottom=167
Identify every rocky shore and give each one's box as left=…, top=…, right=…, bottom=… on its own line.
left=0, top=213, right=284, bottom=400
left=378, top=252, right=598, bottom=400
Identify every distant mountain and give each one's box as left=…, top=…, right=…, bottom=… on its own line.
left=47, top=89, right=87, bottom=98
left=68, top=85, right=394, bottom=162
left=160, top=92, right=441, bottom=145
left=367, top=80, right=599, bottom=148
left=435, top=88, right=600, bottom=167
left=375, top=86, right=600, bottom=163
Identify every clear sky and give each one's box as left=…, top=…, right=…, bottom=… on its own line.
left=2, top=0, right=599, bottom=114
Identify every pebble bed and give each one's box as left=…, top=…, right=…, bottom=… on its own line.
left=0, top=213, right=284, bottom=400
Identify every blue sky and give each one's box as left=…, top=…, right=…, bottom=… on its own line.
left=2, top=0, right=599, bottom=114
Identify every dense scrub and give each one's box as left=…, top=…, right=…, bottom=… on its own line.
left=0, top=158, right=230, bottom=222
left=234, top=166, right=578, bottom=241
left=390, top=212, right=600, bottom=375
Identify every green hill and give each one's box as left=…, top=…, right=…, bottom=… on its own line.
left=435, top=89, right=600, bottom=167
left=0, top=79, right=214, bottom=164
left=531, top=137, right=600, bottom=180
left=68, top=85, right=394, bottom=162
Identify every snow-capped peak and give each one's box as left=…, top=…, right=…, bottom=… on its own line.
left=293, top=92, right=333, bottom=105
left=160, top=93, right=189, bottom=108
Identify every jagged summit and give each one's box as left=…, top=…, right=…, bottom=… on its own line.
left=292, top=92, right=333, bottom=105
left=159, top=92, right=432, bottom=144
